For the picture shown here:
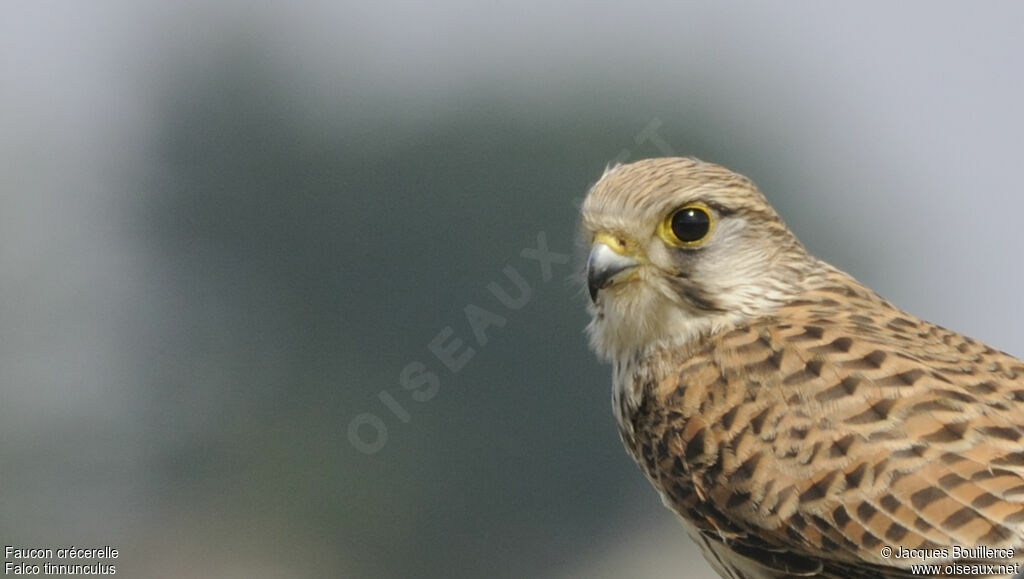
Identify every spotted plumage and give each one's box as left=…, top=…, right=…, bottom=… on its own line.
left=581, top=158, right=1024, bottom=578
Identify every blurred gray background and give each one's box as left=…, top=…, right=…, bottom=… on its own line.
left=3, top=2, right=1023, bottom=578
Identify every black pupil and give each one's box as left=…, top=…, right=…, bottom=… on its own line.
left=671, top=208, right=710, bottom=242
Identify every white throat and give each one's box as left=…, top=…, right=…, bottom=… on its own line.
left=587, top=280, right=744, bottom=363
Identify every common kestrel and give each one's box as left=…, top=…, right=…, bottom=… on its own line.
left=582, top=158, right=1024, bottom=578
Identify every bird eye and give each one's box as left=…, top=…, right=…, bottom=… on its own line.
left=660, top=204, right=713, bottom=247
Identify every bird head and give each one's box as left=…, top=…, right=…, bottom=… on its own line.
left=580, top=157, right=818, bottom=363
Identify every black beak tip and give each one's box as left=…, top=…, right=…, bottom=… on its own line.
left=587, top=266, right=612, bottom=303
left=586, top=242, right=636, bottom=303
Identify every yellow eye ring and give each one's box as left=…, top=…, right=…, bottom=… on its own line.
left=659, top=204, right=713, bottom=247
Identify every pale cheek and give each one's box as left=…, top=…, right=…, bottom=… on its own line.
left=644, top=242, right=674, bottom=265
left=693, top=238, right=766, bottom=291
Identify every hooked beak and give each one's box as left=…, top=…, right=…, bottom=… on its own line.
left=587, top=236, right=640, bottom=302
